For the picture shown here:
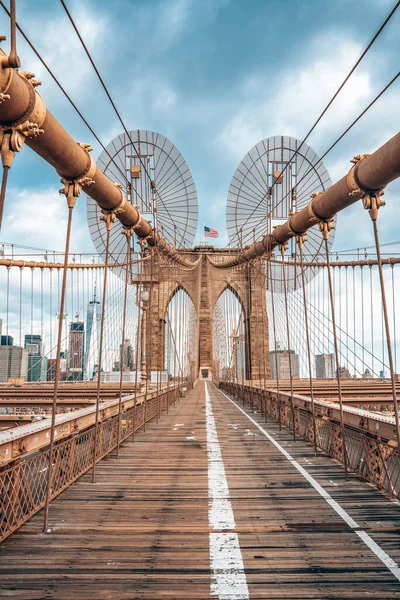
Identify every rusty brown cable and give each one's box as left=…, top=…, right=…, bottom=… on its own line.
left=59, top=0, right=180, bottom=242
left=324, top=236, right=348, bottom=480
left=143, top=251, right=155, bottom=431
left=298, top=239, right=318, bottom=456
left=0, top=165, right=9, bottom=231
left=259, top=258, right=268, bottom=422
left=116, top=233, right=131, bottom=458
left=237, top=0, right=400, bottom=242
left=0, top=0, right=132, bottom=191
left=268, top=256, right=282, bottom=430
left=43, top=203, right=74, bottom=532
left=281, top=251, right=296, bottom=441
left=240, top=68, right=400, bottom=248
left=91, top=224, right=111, bottom=483
left=370, top=214, right=400, bottom=446
left=132, top=244, right=144, bottom=441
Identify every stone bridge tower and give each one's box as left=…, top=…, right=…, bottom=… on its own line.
left=142, top=246, right=271, bottom=380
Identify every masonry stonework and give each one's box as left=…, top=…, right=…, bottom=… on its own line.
left=143, top=247, right=271, bottom=380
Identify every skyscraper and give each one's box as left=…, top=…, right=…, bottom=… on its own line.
left=25, top=334, right=47, bottom=382
left=0, top=345, right=28, bottom=382
left=69, top=322, right=85, bottom=381
left=24, top=334, right=44, bottom=357
left=85, top=284, right=101, bottom=380
left=120, top=338, right=135, bottom=371
left=315, top=353, right=335, bottom=379
left=269, top=348, right=300, bottom=379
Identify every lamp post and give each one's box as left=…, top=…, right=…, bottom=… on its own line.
left=140, top=289, right=149, bottom=383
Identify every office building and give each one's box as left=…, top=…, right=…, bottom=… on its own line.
left=24, top=334, right=47, bottom=382
left=0, top=345, right=28, bottom=382
left=1, top=335, right=14, bottom=346
left=69, top=322, right=85, bottom=381
left=24, top=334, right=44, bottom=357
left=27, top=355, right=48, bottom=382
left=315, top=353, right=335, bottom=379
left=120, top=338, right=135, bottom=371
left=269, top=348, right=300, bottom=379
left=85, top=287, right=101, bottom=380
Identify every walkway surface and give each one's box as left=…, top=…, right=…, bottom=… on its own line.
left=1, top=382, right=400, bottom=599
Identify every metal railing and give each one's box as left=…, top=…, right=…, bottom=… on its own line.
left=0, top=386, right=181, bottom=542
left=221, top=382, right=400, bottom=498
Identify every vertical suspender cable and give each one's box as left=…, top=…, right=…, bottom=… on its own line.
left=366, top=197, right=400, bottom=446
left=132, top=247, right=144, bottom=441
left=43, top=202, right=74, bottom=532
left=280, top=247, right=296, bottom=441
left=92, top=219, right=112, bottom=483
left=116, top=231, right=131, bottom=458
left=321, top=224, right=348, bottom=480
left=268, top=257, right=281, bottom=429
left=297, top=236, right=318, bottom=456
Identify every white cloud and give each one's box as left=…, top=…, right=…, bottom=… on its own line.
left=3, top=187, right=90, bottom=252
left=141, top=0, right=230, bottom=51
left=19, top=4, right=107, bottom=99
left=216, top=36, right=371, bottom=162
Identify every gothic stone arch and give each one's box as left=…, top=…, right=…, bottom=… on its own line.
left=141, top=248, right=270, bottom=379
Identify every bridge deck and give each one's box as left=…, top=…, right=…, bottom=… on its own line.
left=1, top=382, right=399, bottom=599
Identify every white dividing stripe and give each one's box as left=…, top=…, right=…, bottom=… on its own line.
left=215, top=384, right=400, bottom=582
left=210, top=533, right=250, bottom=600
left=205, top=382, right=249, bottom=599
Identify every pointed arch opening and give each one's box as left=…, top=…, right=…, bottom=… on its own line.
left=165, top=286, right=197, bottom=383
left=213, top=285, right=248, bottom=383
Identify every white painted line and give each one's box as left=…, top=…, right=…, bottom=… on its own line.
left=205, top=382, right=249, bottom=599
left=210, top=533, right=249, bottom=600
left=215, top=384, right=400, bottom=583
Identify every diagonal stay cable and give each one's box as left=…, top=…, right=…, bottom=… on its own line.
left=59, top=0, right=182, bottom=245
left=241, top=69, right=400, bottom=247
left=0, top=0, right=133, bottom=189
left=236, top=0, right=400, bottom=245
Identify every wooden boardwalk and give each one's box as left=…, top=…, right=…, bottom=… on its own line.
left=1, top=382, right=400, bottom=599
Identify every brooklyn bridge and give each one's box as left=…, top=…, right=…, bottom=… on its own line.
left=0, top=1, right=400, bottom=598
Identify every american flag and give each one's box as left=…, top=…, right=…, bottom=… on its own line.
left=204, top=226, right=218, bottom=238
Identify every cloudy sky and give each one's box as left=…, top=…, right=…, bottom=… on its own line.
left=1, top=0, right=400, bottom=255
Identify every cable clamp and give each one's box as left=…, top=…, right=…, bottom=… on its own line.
left=122, top=226, right=135, bottom=241
left=308, top=194, right=336, bottom=241
left=295, top=233, right=307, bottom=250
left=362, top=191, right=386, bottom=222
left=111, top=183, right=127, bottom=214
left=347, top=154, right=384, bottom=199
left=307, top=195, right=324, bottom=225
left=278, top=241, right=288, bottom=257
left=59, top=175, right=95, bottom=208
left=317, top=217, right=335, bottom=241
left=99, top=185, right=128, bottom=230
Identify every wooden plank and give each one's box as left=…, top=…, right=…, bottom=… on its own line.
left=0, top=383, right=399, bottom=598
